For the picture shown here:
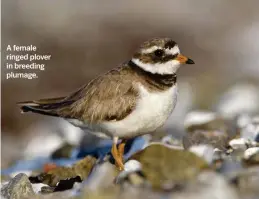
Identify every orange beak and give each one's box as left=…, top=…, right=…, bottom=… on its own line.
left=176, top=54, right=195, bottom=64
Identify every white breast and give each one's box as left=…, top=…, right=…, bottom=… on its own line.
left=100, top=83, right=178, bottom=138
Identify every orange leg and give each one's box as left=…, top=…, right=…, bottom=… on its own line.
left=111, top=137, right=124, bottom=171
left=118, top=139, right=127, bottom=163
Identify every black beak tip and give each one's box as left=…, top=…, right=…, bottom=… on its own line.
left=186, top=58, right=195, bottom=64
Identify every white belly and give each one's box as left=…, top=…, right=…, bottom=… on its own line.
left=99, top=83, right=178, bottom=138
left=67, top=83, right=178, bottom=139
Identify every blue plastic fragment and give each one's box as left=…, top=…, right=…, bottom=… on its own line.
left=1, top=136, right=146, bottom=176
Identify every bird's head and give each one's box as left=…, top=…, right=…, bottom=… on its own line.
left=132, top=38, right=194, bottom=75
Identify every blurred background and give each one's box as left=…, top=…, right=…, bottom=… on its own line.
left=2, top=0, right=259, bottom=167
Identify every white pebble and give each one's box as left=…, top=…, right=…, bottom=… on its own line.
left=217, top=83, right=259, bottom=119
left=189, top=145, right=214, bottom=164
left=229, top=138, right=257, bottom=150
left=124, top=160, right=142, bottom=172
left=243, top=147, right=259, bottom=160
left=229, top=138, right=248, bottom=150
left=32, top=183, right=47, bottom=193
left=184, top=111, right=217, bottom=128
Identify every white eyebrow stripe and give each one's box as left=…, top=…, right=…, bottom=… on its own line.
left=141, top=46, right=161, bottom=54
left=165, top=45, right=180, bottom=55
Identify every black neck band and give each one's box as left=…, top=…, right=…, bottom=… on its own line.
left=128, top=60, right=177, bottom=88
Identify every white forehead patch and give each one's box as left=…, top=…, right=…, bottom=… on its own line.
left=141, top=45, right=180, bottom=55
left=165, top=45, right=180, bottom=55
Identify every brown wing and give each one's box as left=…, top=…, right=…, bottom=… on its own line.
left=62, top=66, right=138, bottom=123
left=19, top=65, right=139, bottom=123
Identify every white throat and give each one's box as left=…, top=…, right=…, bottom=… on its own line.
left=131, top=58, right=181, bottom=75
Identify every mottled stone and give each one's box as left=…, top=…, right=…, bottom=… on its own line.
left=183, top=130, right=229, bottom=150
left=72, top=156, right=97, bottom=180
left=129, top=144, right=209, bottom=190
left=1, top=173, right=35, bottom=199
left=29, top=156, right=96, bottom=187
left=184, top=111, right=228, bottom=133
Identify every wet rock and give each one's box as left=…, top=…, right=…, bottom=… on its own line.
left=51, top=143, right=75, bottom=159
left=129, top=144, right=209, bottom=190
left=243, top=147, right=259, bottom=165
left=170, top=171, right=239, bottom=199
left=1, top=173, right=35, bottom=199
left=183, top=130, right=229, bottom=150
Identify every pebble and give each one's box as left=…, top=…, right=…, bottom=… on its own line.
left=184, top=111, right=218, bottom=129
left=239, top=115, right=259, bottom=141
left=28, top=156, right=96, bottom=187
left=189, top=145, right=215, bottom=164
left=129, top=144, right=209, bottom=190
left=183, top=130, right=229, bottom=150
left=115, top=160, right=142, bottom=184
left=228, top=138, right=257, bottom=151
left=83, top=162, right=117, bottom=191
left=1, top=173, right=35, bottom=199
left=243, top=147, right=259, bottom=165
left=216, top=83, right=259, bottom=119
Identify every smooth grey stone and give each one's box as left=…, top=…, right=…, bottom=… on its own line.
left=1, top=173, right=35, bottom=199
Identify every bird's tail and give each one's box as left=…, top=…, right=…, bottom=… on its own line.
left=17, top=97, right=73, bottom=117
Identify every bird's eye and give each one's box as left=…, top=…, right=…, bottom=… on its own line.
left=154, top=49, right=164, bottom=57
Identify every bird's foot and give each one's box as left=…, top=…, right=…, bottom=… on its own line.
left=111, top=138, right=127, bottom=171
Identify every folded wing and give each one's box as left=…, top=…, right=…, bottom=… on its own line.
left=18, top=66, right=138, bottom=123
